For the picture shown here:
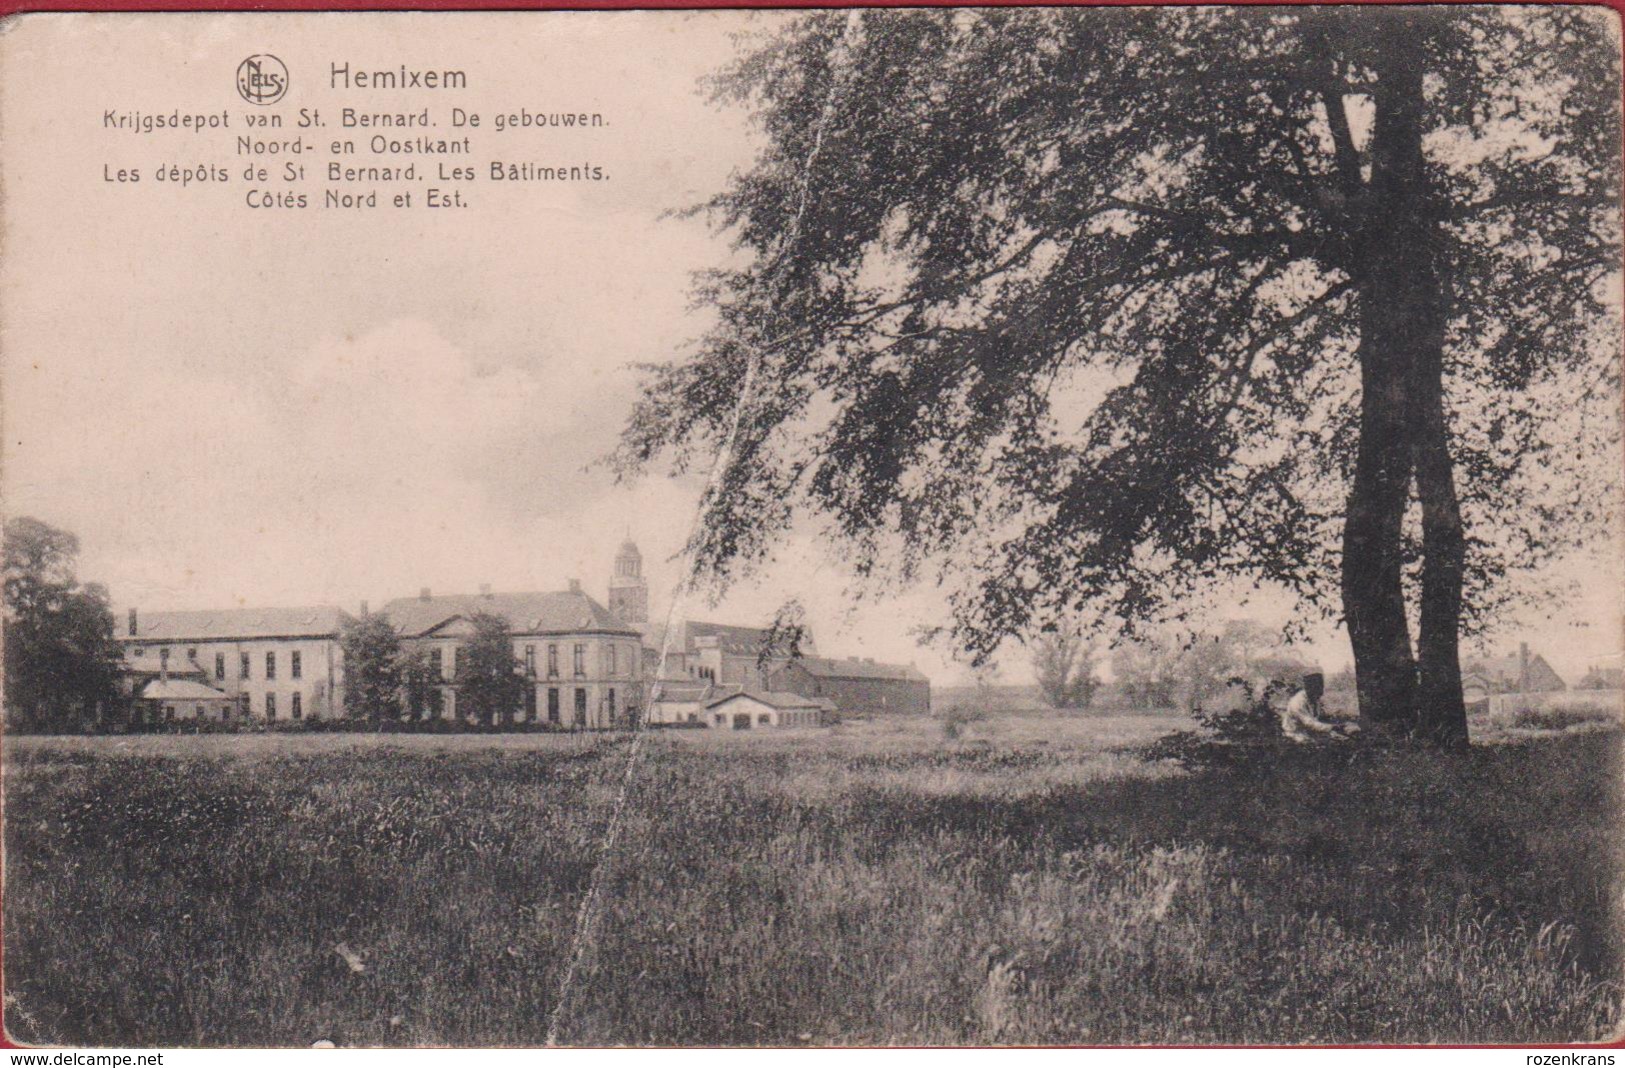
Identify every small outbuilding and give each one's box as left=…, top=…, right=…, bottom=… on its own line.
left=139, top=677, right=238, bottom=723
left=702, top=689, right=833, bottom=729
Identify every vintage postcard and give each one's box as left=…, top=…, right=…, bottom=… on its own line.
left=0, top=6, right=1620, bottom=1050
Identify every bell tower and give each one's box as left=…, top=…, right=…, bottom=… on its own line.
left=608, top=539, right=648, bottom=625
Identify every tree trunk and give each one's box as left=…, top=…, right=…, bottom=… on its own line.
left=1342, top=22, right=1443, bottom=738
left=1413, top=381, right=1469, bottom=748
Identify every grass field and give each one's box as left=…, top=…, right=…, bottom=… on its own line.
left=3, top=714, right=1620, bottom=1046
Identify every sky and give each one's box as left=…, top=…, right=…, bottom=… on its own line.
left=1, top=11, right=1620, bottom=688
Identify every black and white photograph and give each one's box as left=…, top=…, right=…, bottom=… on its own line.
left=0, top=5, right=1620, bottom=1049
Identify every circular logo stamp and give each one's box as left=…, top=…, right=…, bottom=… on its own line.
left=236, top=55, right=289, bottom=106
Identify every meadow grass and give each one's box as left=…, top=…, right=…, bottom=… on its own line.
left=2, top=716, right=1619, bottom=1046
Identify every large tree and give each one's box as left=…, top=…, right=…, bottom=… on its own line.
left=456, top=612, right=524, bottom=727
left=338, top=613, right=405, bottom=722
left=616, top=6, right=1621, bottom=747
left=3, top=517, right=123, bottom=730
left=1031, top=625, right=1100, bottom=710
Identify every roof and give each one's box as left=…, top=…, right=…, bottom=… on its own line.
left=778, top=655, right=930, bottom=683
left=140, top=678, right=233, bottom=702
left=635, top=619, right=820, bottom=659
left=380, top=590, right=636, bottom=638
left=685, top=620, right=818, bottom=658
left=650, top=681, right=745, bottom=705
left=123, top=606, right=348, bottom=642
left=704, top=688, right=834, bottom=712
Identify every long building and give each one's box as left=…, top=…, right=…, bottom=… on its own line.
left=114, top=539, right=923, bottom=728
left=119, top=606, right=349, bottom=721
left=766, top=656, right=932, bottom=717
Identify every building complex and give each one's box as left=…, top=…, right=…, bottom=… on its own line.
left=117, top=540, right=931, bottom=729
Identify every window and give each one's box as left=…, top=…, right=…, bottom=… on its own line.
left=446, top=691, right=457, bottom=719
left=215, top=653, right=225, bottom=680
left=574, top=688, right=587, bottom=725
left=265, top=651, right=277, bottom=680
left=132, top=646, right=145, bottom=656
left=196, top=704, right=206, bottom=719
left=187, top=647, right=198, bottom=661
left=547, top=644, right=559, bottom=678
left=454, top=646, right=465, bottom=679
left=607, top=688, right=617, bottom=720
left=573, top=644, right=585, bottom=678
left=607, top=644, right=616, bottom=676
left=525, top=645, right=536, bottom=676
left=291, top=651, right=302, bottom=679
left=434, top=647, right=446, bottom=679
left=266, top=693, right=277, bottom=720
left=525, top=688, right=537, bottom=721
left=714, top=713, right=724, bottom=726
left=240, top=652, right=250, bottom=678
left=429, top=688, right=444, bottom=718
left=759, top=713, right=771, bottom=726
left=291, top=693, right=303, bottom=720
left=547, top=688, right=560, bottom=723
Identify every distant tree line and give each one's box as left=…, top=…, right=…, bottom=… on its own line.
left=1031, top=619, right=1320, bottom=713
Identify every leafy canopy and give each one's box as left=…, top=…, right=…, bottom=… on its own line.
left=616, top=6, right=1620, bottom=661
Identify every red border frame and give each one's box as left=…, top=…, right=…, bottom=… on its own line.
left=0, top=0, right=1621, bottom=1053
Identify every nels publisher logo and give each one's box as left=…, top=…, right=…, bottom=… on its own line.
left=236, top=54, right=288, bottom=105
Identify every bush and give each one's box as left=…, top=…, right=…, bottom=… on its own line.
left=1511, top=703, right=1620, bottom=732
left=940, top=704, right=988, bottom=740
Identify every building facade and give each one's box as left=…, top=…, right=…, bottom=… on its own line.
left=119, top=606, right=349, bottom=722
left=767, top=656, right=932, bottom=717
left=381, top=584, right=644, bottom=729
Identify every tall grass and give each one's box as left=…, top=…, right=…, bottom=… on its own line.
left=3, top=722, right=1619, bottom=1046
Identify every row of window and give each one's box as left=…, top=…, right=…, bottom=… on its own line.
left=133, top=646, right=305, bottom=682
left=425, top=642, right=633, bottom=680
left=134, top=642, right=633, bottom=683
left=412, top=685, right=618, bottom=725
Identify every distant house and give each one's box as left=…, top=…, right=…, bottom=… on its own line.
left=1575, top=666, right=1624, bottom=691
left=766, top=656, right=931, bottom=718
left=703, top=689, right=833, bottom=729
left=1465, top=642, right=1566, bottom=695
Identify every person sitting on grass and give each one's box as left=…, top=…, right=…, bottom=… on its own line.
left=1279, top=671, right=1347, bottom=743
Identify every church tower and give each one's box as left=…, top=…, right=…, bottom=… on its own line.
left=608, top=539, right=649, bottom=625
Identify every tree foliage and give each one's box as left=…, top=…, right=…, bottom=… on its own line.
left=3, top=517, right=123, bottom=730
left=616, top=6, right=1620, bottom=744
left=338, top=613, right=405, bottom=721
left=457, top=612, right=524, bottom=726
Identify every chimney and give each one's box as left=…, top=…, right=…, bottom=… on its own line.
left=419, top=587, right=432, bottom=602
left=480, top=583, right=492, bottom=599
left=360, top=600, right=369, bottom=618
left=568, top=578, right=582, bottom=594
left=127, top=607, right=138, bottom=636
left=1519, top=642, right=1530, bottom=692
left=159, top=647, right=169, bottom=683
